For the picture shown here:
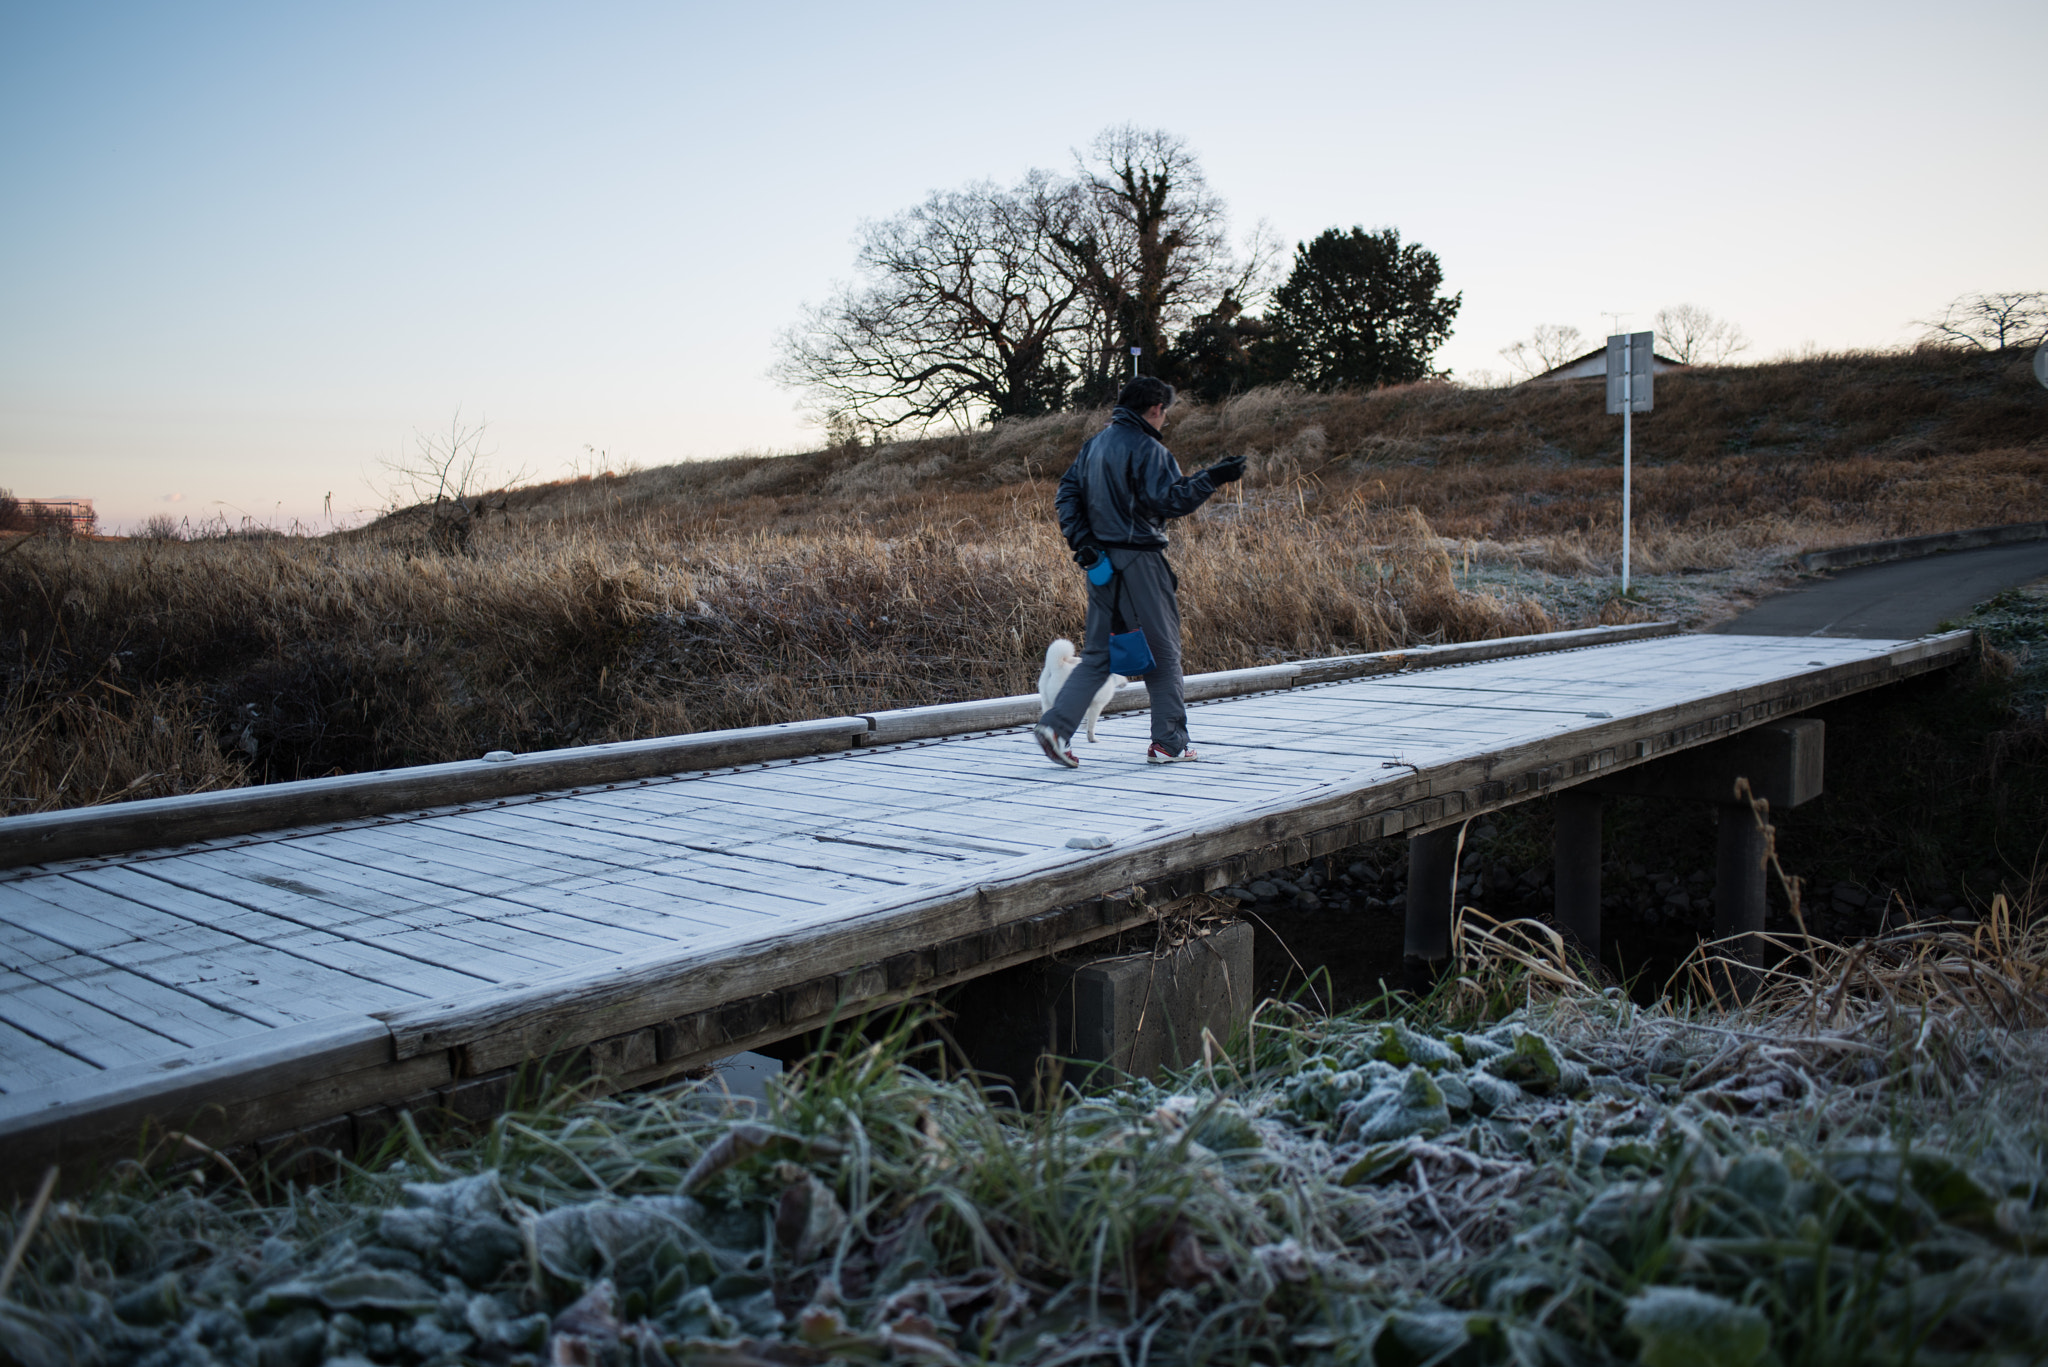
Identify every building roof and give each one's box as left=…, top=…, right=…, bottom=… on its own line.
left=1525, top=347, right=1685, bottom=384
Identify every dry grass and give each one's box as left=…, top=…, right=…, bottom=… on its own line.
left=4, top=344, right=2042, bottom=815
left=495, top=344, right=2048, bottom=579
left=0, top=497, right=1548, bottom=814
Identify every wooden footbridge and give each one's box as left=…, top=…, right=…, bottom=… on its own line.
left=0, top=624, right=1972, bottom=1188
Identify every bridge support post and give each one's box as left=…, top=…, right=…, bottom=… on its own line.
left=1713, top=801, right=1768, bottom=1000
left=1404, top=826, right=1459, bottom=988
left=1552, top=789, right=1603, bottom=959
left=1587, top=717, right=1823, bottom=997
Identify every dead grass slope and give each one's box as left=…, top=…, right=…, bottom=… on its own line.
left=492, top=344, right=2047, bottom=546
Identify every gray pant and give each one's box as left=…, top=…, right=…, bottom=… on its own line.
left=1043, top=548, right=1188, bottom=754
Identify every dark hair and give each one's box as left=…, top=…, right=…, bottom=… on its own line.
left=1116, top=376, right=1176, bottom=414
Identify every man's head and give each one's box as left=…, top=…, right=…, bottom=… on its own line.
left=1116, top=376, right=1176, bottom=428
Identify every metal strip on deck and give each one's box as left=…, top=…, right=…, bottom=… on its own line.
left=0, top=630, right=1974, bottom=1175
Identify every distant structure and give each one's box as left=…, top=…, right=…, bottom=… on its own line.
left=1524, top=347, right=1684, bottom=385
left=0, top=497, right=97, bottom=536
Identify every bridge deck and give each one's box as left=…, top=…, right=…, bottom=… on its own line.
left=0, top=630, right=1971, bottom=1177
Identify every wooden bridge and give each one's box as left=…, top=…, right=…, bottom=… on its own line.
left=0, top=624, right=1972, bottom=1187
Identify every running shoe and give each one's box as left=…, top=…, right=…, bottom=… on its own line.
left=1034, top=722, right=1079, bottom=768
left=1146, top=742, right=1200, bottom=764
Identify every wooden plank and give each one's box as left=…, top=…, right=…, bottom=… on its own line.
left=290, top=829, right=686, bottom=950
left=0, top=969, right=190, bottom=1070
left=451, top=803, right=957, bottom=901
left=194, top=844, right=597, bottom=973
left=0, top=717, right=873, bottom=869
left=143, top=853, right=555, bottom=984
left=223, top=840, right=665, bottom=963
left=1290, top=621, right=1682, bottom=684
left=0, top=1017, right=100, bottom=1092
left=268, top=836, right=741, bottom=950
left=0, top=1013, right=394, bottom=1162
left=0, top=920, right=265, bottom=1048
left=61, top=867, right=439, bottom=1010
left=331, top=822, right=815, bottom=932
left=340, top=819, right=638, bottom=883
left=834, top=739, right=1323, bottom=796
left=0, top=877, right=373, bottom=1026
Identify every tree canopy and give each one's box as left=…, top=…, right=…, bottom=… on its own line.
left=773, top=173, right=1087, bottom=432
left=777, top=136, right=1464, bottom=431
left=777, top=127, right=1254, bottom=432
left=1262, top=227, right=1461, bottom=391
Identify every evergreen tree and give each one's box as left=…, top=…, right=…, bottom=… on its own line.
left=1160, top=291, right=1278, bottom=402
left=1264, top=227, right=1460, bottom=390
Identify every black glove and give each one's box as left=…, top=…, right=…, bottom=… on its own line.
left=1204, top=454, right=1247, bottom=485
left=1071, top=539, right=1105, bottom=570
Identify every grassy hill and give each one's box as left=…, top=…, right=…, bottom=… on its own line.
left=4, top=345, right=2044, bottom=815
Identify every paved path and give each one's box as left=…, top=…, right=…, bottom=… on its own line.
left=1714, top=541, right=2048, bottom=637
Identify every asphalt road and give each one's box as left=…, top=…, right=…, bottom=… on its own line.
left=1714, top=539, right=2048, bottom=637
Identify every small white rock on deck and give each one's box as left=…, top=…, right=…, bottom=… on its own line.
left=0, top=632, right=1937, bottom=1098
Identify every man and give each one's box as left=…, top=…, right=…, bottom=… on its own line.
left=1032, top=376, right=1245, bottom=768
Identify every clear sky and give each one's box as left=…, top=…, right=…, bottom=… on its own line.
left=3, top=1, right=2042, bottom=531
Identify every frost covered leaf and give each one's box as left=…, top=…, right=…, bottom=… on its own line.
left=1370, top=1309, right=1497, bottom=1366
left=111, top=1272, right=184, bottom=1326
left=1483, top=1032, right=1589, bottom=1096
left=376, top=1171, right=525, bottom=1284
left=1188, top=1103, right=1263, bottom=1154
left=1827, top=1145, right=1998, bottom=1225
left=1368, top=1021, right=1461, bottom=1072
left=1622, top=1287, right=1769, bottom=1367
left=259, top=1268, right=439, bottom=1314
left=1723, top=1151, right=1791, bottom=1209
left=1464, top=1071, right=1524, bottom=1115
left=1340, top=1067, right=1450, bottom=1144
left=1337, top=1142, right=1415, bottom=1187
left=775, top=1172, right=848, bottom=1264
left=1574, top=1181, right=1667, bottom=1246
left=530, top=1195, right=706, bottom=1287
left=1445, top=1030, right=1510, bottom=1066
left=1286, top=1064, right=1395, bottom=1126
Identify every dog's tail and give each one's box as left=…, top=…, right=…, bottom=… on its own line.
left=1045, top=637, right=1077, bottom=667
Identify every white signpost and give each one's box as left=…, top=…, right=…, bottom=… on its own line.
left=1605, top=331, right=1654, bottom=593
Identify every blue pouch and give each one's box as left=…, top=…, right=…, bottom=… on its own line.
left=1106, top=569, right=1154, bottom=676
left=1086, top=555, right=1114, bottom=587
left=1109, top=626, right=1154, bottom=676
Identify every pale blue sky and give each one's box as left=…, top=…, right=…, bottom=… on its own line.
left=3, top=1, right=2041, bottom=530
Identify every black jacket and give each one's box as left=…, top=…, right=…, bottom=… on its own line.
left=1054, top=408, right=1219, bottom=553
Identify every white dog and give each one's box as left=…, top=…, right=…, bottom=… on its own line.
left=1038, top=639, right=1127, bottom=743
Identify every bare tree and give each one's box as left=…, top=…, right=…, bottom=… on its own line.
left=1654, top=303, right=1749, bottom=365
left=1049, top=126, right=1256, bottom=401
left=378, top=412, right=525, bottom=553
left=1498, top=324, right=1585, bottom=380
left=1914, top=290, right=2048, bottom=351
left=775, top=172, right=1091, bottom=432
left=776, top=127, right=1260, bottom=431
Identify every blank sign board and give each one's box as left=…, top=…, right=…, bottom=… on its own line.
left=1605, top=332, right=1655, bottom=414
